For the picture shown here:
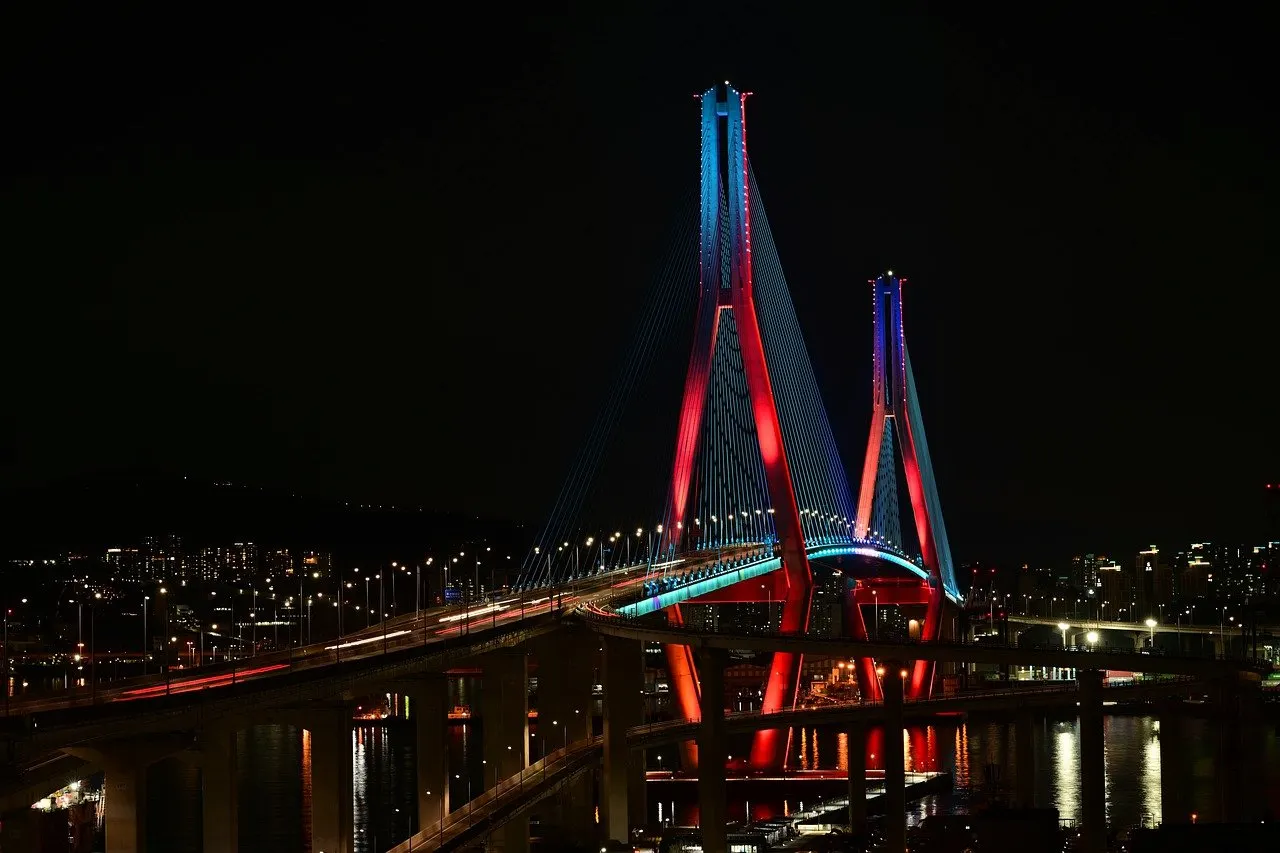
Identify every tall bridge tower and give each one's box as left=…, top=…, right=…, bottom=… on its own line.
left=854, top=273, right=961, bottom=698
left=661, top=82, right=814, bottom=771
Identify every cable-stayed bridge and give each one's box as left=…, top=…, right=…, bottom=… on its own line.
left=518, top=82, right=962, bottom=772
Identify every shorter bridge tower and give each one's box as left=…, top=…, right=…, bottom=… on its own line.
left=852, top=273, right=961, bottom=699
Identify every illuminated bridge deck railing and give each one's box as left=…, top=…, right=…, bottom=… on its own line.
left=615, top=540, right=950, bottom=617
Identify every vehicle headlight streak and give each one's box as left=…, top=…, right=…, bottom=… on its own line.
left=438, top=604, right=506, bottom=623
left=325, top=630, right=412, bottom=650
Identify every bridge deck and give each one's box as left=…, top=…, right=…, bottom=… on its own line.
left=617, top=541, right=948, bottom=617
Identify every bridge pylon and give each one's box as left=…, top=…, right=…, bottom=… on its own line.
left=660, top=82, right=813, bottom=773
left=853, top=273, right=961, bottom=699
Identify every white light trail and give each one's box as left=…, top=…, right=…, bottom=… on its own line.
left=325, top=630, right=411, bottom=650
left=438, top=604, right=504, bottom=623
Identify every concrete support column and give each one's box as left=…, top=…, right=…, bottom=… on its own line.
left=101, top=753, right=148, bottom=853
left=603, top=634, right=643, bottom=844
left=303, top=706, right=354, bottom=853
left=883, top=664, right=906, bottom=853
left=847, top=722, right=867, bottom=833
left=696, top=646, right=728, bottom=853
left=1015, top=709, right=1035, bottom=808
left=482, top=650, right=529, bottom=853
left=1158, top=709, right=1187, bottom=825
left=1215, top=676, right=1264, bottom=823
left=0, top=809, right=38, bottom=853
left=627, top=750, right=648, bottom=835
left=1078, top=669, right=1106, bottom=853
left=535, top=629, right=595, bottom=840
left=64, top=738, right=184, bottom=853
left=406, top=676, right=450, bottom=830
left=201, top=723, right=239, bottom=853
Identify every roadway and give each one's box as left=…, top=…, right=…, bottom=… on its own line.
left=1006, top=613, right=1264, bottom=637
left=576, top=607, right=1268, bottom=679
left=1, top=564, right=657, bottom=721
left=0, top=563, right=672, bottom=815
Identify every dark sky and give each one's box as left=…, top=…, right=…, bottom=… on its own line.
left=3, top=6, right=1276, bottom=563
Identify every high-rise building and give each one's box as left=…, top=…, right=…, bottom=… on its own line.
left=139, top=535, right=183, bottom=582
left=1134, top=546, right=1170, bottom=616
left=104, top=547, right=141, bottom=583
left=1097, top=561, right=1129, bottom=610
left=1182, top=553, right=1212, bottom=600
left=228, top=542, right=258, bottom=585
left=300, top=551, right=333, bottom=580
left=808, top=571, right=844, bottom=637
left=1070, top=554, right=1105, bottom=591
left=265, top=549, right=294, bottom=578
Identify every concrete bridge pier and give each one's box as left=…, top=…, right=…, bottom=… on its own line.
left=697, top=646, right=728, bottom=853
left=482, top=650, right=530, bottom=852
left=300, top=704, right=355, bottom=853
left=847, top=722, right=867, bottom=832
left=602, top=634, right=643, bottom=844
left=99, top=752, right=148, bottom=853
left=402, top=676, right=450, bottom=831
left=1158, top=707, right=1188, bottom=825
left=1214, top=675, right=1264, bottom=823
left=535, top=630, right=596, bottom=842
left=1077, top=669, right=1106, bottom=853
left=883, top=664, right=907, bottom=853
left=1015, top=708, right=1036, bottom=808
left=200, top=722, right=240, bottom=853
left=64, top=737, right=185, bottom=853
left=0, top=807, right=38, bottom=853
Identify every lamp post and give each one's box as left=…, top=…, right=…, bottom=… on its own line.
left=252, top=588, right=258, bottom=656
left=3, top=605, right=9, bottom=715
left=90, top=592, right=101, bottom=701
left=364, top=577, right=372, bottom=629
left=873, top=589, right=879, bottom=640
left=1145, top=618, right=1157, bottom=645
left=143, top=595, right=150, bottom=675
left=1086, top=630, right=1099, bottom=651
left=1058, top=622, right=1069, bottom=649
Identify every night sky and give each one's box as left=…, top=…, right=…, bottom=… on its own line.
left=4, top=7, right=1276, bottom=563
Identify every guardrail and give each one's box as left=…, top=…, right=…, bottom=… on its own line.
left=623, top=676, right=1200, bottom=745
left=575, top=606, right=1274, bottom=670
left=386, top=736, right=603, bottom=853
left=0, top=582, right=615, bottom=721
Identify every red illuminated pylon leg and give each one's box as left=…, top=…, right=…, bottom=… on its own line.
left=663, top=606, right=701, bottom=770
left=658, top=85, right=814, bottom=774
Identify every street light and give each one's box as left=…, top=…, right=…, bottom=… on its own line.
left=142, top=594, right=150, bottom=675
left=1086, top=630, right=1099, bottom=650
left=1145, top=618, right=1157, bottom=644
left=1057, top=622, right=1069, bottom=649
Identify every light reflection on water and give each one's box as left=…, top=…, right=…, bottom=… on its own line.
left=654, top=714, right=1280, bottom=830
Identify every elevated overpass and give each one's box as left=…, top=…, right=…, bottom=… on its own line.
left=578, top=606, right=1267, bottom=679
left=383, top=677, right=1207, bottom=852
